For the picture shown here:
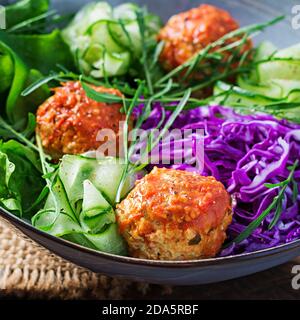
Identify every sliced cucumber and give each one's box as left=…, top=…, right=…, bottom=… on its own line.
left=83, top=20, right=131, bottom=78
left=145, top=14, right=163, bottom=35
left=239, top=42, right=300, bottom=101
left=286, top=90, right=300, bottom=102
left=91, top=51, right=131, bottom=78
left=44, top=176, right=76, bottom=221
left=238, top=76, right=300, bottom=101
left=62, top=2, right=113, bottom=53
left=62, top=1, right=161, bottom=79
left=107, top=21, right=130, bottom=48
left=63, top=2, right=161, bottom=78
left=59, top=155, right=141, bottom=204
left=33, top=176, right=79, bottom=235
left=33, top=154, right=132, bottom=255
left=107, top=14, right=160, bottom=55
left=107, top=20, right=142, bottom=54
left=64, top=227, right=127, bottom=255
left=258, top=61, right=300, bottom=83
left=79, top=180, right=116, bottom=234
left=64, top=2, right=112, bottom=37
left=83, top=43, right=105, bottom=65
left=84, top=2, right=113, bottom=24
left=213, top=81, right=278, bottom=107
left=72, top=35, right=91, bottom=56
left=84, top=223, right=127, bottom=255
left=253, top=42, right=300, bottom=83
left=270, top=79, right=300, bottom=99
left=250, top=41, right=278, bottom=82
left=88, top=20, right=124, bottom=54
left=80, top=179, right=115, bottom=234
left=33, top=210, right=82, bottom=237
left=80, top=212, right=115, bottom=234
left=91, top=156, right=137, bottom=202
left=34, top=209, right=126, bottom=255
left=113, top=3, right=139, bottom=20
left=238, top=75, right=282, bottom=99
left=255, top=41, right=277, bottom=62
left=213, top=40, right=300, bottom=120
left=275, top=43, right=300, bottom=60
left=82, top=179, right=112, bottom=217
left=58, top=156, right=94, bottom=206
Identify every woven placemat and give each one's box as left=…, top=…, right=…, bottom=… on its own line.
left=0, top=220, right=158, bottom=300
left=1, top=218, right=300, bottom=300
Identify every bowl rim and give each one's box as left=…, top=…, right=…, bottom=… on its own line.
left=1, top=205, right=300, bottom=268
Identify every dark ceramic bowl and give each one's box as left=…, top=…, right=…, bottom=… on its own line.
left=1, top=0, right=299, bottom=285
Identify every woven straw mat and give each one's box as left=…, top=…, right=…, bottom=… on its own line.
left=0, top=219, right=166, bottom=299
left=2, top=218, right=300, bottom=300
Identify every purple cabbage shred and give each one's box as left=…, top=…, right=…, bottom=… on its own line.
left=137, top=104, right=300, bottom=256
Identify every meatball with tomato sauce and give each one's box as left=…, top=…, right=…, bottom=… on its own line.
left=36, top=81, right=125, bottom=159
left=158, top=4, right=251, bottom=74
left=116, top=167, right=232, bottom=260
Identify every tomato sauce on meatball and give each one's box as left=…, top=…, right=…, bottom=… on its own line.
left=116, top=167, right=232, bottom=260
left=158, top=4, right=251, bottom=72
left=36, top=81, right=125, bottom=159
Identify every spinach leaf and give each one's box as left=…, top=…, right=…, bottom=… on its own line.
left=0, top=41, right=50, bottom=125
left=5, top=0, right=50, bottom=29
left=0, top=30, right=75, bottom=74
left=0, top=140, right=45, bottom=219
left=10, top=68, right=50, bottom=124
left=0, top=49, right=14, bottom=93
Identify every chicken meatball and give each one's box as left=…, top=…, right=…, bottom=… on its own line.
left=36, top=81, right=125, bottom=159
left=158, top=4, right=251, bottom=72
left=116, top=167, right=232, bottom=260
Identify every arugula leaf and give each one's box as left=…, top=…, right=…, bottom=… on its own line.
left=0, top=116, right=39, bottom=151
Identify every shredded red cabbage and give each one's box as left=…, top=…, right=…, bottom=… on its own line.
left=136, top=104, right=300, bottom=256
